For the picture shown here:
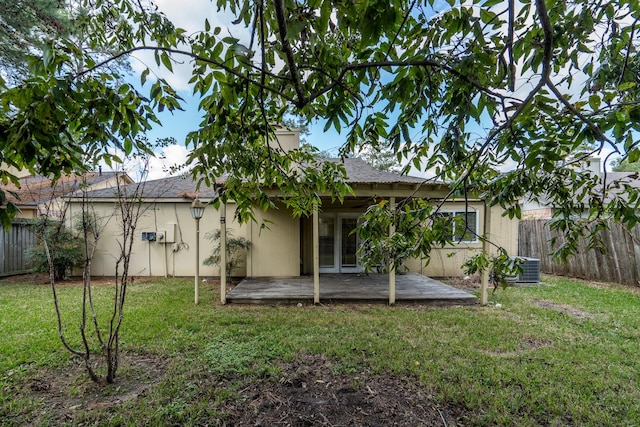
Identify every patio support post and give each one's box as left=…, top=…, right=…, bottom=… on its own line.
left=220, top=202, right=227, bottom=304
left=313, top=201, right=320, bottom=304
left=389, top=197, right=396, bottom=305
left=480, top=202, right=491, bottom=305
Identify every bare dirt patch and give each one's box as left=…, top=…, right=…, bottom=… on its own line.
left=11, top=352, right=472, bottom=426
left=519, top=337, right=552, bottom=351
left=217, top=353, right=471, bottom=426
left=534, top=299, right=595, bottom=319
left=484, top=336, right=553, bottom=358
left=441, top=275, right=482, bottom=291
left=20, top=352, right=168, bottom=423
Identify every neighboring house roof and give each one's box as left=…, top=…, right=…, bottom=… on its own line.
left=521, top=170, right=640, bottom=218
left=79, top=158, right=440, bottom=201
left=2, top=171, right=132, bottom=207
left=596, top=172, right=640, bottom=204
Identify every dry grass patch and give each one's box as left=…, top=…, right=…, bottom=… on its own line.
left=534, top=299, right=596, bottom=319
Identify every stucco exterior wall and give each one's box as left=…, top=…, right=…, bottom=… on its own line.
left=298, top=199, right=518, bottom=278
left=403, top=202, right=518, bottom=277
left=71, top=198, right=517, bottom=280
left=68, top=200, right=250, bottom=278
left=246, top=203, right=301, bottom=276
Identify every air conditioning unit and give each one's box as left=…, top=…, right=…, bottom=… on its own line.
left=514, top=256, right=540, bottom=283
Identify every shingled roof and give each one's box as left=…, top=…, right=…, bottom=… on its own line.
left=81, top=158, right=432, bottom=200
left=2, top=171, right=130, bottom=206
left=81, top=173, right=223, bottom=199
left=326, top=158, right=427, bottom=185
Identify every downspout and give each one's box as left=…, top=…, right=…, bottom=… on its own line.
left=148, top=240, right=152, bottom=276
left=163, top=241, right=168, bottom=278
left=247, top=212, right=253, bottom=277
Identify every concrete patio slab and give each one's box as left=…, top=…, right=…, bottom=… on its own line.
left=226, top=273, right=477, bottom=305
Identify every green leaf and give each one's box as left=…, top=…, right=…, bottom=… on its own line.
left=123, top=137, right=132, bottom=155
left=319, top=0, right=331, bottom=31
left=160, top=51, right=173, bottom=72
left=617, top=82, right=636, bottom=91
left=118, top=84, right=129, bottom=95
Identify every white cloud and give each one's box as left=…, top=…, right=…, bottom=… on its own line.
left=98, top=143, right=191, bottom=182
left=129, top=0, right=252, bottom=92
left=146, top=144, right=191, bottom=180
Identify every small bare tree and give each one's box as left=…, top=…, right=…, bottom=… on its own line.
left=43, top=153, right=152, bottom=384
left=35, top=172, right=109, bottom=382
left=104, top=162, right=149, bottom=383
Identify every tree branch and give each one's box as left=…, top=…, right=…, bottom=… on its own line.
left=618, top=17, right=639, bottom=86
left=304, top=57, right=519, bottom=109
left=77, top=46, right=297, bottom=104
left=508, top=0, right=515, bottom=91
left=385, top=0, right=417, bottom=59
left=273, top=0, right=307, bottom=108
left=545, top=80, right=616, bottom=150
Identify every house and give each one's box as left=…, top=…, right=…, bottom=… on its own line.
left=521, top=158, right=640, bottom=219
left=0, top=168, right=132, bottom=276
left=2, top=169, right=133, bottom=220
left=69, top=129, right=518, bottom=304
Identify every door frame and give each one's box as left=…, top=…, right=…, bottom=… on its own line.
left=318, top=213, right=362, bottom=273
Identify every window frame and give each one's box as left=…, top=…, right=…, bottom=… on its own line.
left=436, top=209, right=480, bottom=244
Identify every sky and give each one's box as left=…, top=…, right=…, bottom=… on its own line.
left=123, top=0, right=345, bottom=180
left=118, top=0, right=617, bottom=181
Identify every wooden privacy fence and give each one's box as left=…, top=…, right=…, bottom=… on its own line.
left=519, top=219, right=640, bottom=287
left=0, top=220, right=36, bottom=277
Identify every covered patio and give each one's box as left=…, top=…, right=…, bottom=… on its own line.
left=211, top=156, right=495, bottom=307
left=225, top=273, right=477, bottom=305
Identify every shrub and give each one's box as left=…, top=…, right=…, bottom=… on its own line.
left=26, top=219, right=83, bottom=280
left=203, top=229, right=251, bottom=277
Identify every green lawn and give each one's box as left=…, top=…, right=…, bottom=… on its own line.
left=1, top=276, right=639, bottom=426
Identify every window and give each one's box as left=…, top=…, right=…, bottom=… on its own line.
left=435, top=211, right=478, bottom=243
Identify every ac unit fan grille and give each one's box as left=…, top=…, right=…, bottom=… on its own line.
left=514, top=256, right=540, bottom=283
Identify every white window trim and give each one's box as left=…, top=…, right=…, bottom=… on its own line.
left=438, top=209, right=480, bottom=244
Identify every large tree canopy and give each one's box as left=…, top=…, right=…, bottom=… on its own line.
left=0, top=0, right=70, bottom=83
left=1, top=0, right=639, bottom=267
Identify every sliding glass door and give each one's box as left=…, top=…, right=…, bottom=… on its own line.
left=318, top=214, right=361, bottom=273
